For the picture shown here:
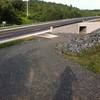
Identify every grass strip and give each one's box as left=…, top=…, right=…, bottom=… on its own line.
left=0, top=36, right=37, bottom=49
left=64, top=44, right=100, bottom=73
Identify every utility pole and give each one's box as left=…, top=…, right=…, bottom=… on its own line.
left=26, top=0, right=29, bottom=17
left=23, top=0, right=29, bottom=17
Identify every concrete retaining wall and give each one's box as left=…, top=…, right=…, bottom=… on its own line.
left=79, top=22, right=100, bottom=34
left=52, top=23, right=79, bottom=34
left=52, top=21, right=100, bottom=34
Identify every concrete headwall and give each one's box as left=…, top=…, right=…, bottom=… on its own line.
left=52, top=23, right=79, bottom=34
left=79, top=22, right=100, bottom=34
left=52, top=21, right=100, bottom=34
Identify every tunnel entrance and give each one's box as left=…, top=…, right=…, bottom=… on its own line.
left=79, top=26, right=87, bottom=34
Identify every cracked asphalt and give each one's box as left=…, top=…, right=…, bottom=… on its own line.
left=0, top=33, right=100, bottom=100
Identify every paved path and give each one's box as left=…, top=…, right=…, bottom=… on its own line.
left=0, top=33, right=100, bottom=100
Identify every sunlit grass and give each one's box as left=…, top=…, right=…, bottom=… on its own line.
left=0, top=36, right=37, bottom=49
left=64, top=44, right=100, bottom=73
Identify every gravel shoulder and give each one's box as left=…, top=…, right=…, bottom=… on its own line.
left=0, top=33, right=100, bottom=100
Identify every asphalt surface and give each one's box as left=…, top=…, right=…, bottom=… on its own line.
left=0, top=16, right=100, bottom=41
left=0, top=33, right=100, bottom=100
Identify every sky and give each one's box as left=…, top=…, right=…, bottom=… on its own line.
left=43, top=0, right=100, bottom=10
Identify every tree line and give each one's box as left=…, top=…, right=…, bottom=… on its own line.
left=0, top=0, right=100, bottom=25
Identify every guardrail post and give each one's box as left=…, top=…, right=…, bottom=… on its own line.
left=50, top=26, right=53, bottom=33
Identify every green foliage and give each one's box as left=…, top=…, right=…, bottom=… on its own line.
left=65, top=45, right=100, bottom=73
left=0, top=0, right=82, bottom=25
left=29, top=1, right=82, bottom=22
left=12, top=0, right=25, bottom=11
left=81, top=10, right=100, bottom=17
left=0, top=0, right=22, bottom=24
left=0, top=36, right=36, bottom=48
left=21, top=17, right=33, bottom=24
left=0, top=0, right=100, bottom=25
left=0, top=40, right=23, bottom=48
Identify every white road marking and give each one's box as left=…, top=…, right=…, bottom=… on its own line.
left=38, top=34, right=58, bottom=39
left=0, top=30, right=50, bottom=44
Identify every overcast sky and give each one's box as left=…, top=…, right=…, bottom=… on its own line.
left=43, top=0, right=100, bottom=10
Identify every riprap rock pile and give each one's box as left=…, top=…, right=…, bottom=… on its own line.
left=63, top=29, right=100, bottom=53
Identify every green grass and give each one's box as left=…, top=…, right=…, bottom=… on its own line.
left=64, top=44, right=100, bottom=73
left=0, top=36, right=37, bottom=49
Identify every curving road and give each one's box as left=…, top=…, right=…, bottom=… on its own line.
left=0, top=16, right=100, bottom=41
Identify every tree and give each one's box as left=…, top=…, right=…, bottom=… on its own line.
left=12, top=0, right=25, bottom=11
left=0, top=0, right=22, bottom=24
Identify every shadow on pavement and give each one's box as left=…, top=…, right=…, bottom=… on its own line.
left=53, top=66, right=76, bottom=100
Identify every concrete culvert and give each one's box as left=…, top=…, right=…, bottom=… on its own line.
left=79, top=26, right=87, bottom=34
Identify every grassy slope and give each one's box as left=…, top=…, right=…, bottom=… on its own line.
left=65, top=45, right=100, bottom=73
left=0, top=36, right=37, bottom=49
